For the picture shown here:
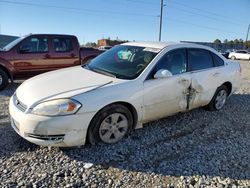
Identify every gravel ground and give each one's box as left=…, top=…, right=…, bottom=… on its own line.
left=0, top=61, right=250, bottom=187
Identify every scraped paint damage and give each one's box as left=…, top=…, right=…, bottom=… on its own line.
left=180, top=78, right=205, bottom=110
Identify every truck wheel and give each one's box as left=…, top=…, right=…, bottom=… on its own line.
left=0, top=69, right=9, bottom=90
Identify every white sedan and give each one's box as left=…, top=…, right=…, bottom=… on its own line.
left=228, top=50, right=250, bottom=60
left=9, top=42, right=241, bottom=147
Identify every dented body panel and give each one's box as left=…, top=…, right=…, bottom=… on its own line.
left=143, top=73, right=191, bottom=122
left=9, top=42, right=241, bottom=147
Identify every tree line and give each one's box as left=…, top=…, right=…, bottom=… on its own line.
left=213, top=39, right=250, bottom=50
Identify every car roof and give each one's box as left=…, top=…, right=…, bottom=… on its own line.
left=122, top=41, right=175, bottom=49
left=236, top=50, right=247, bottom=52
left=23, top=33, right=76, bottom=38
left=122, top=41, right=215, bottom=51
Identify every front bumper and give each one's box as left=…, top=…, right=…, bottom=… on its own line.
left=9, top=96, right=95, bottom=147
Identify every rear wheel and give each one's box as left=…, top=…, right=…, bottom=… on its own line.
left=88, top=104, right=133, bottom=145
left=0, top=69, right=9, bottom=90
left=206, top=85, right=228, bottom=111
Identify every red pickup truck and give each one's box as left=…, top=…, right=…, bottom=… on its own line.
left=0, top=34, right=102, bottom=90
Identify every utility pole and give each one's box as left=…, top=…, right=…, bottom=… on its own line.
left=245, top=24, right=250, bottom=49
left=159, top=0, right=164, bottom=41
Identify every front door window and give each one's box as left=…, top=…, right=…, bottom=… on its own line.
left=19, top=37, right=48, bottom=53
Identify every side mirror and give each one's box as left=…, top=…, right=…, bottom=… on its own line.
left=154, top=69, right=173, bottom=79
left=19, top=45, right=30, bottom=53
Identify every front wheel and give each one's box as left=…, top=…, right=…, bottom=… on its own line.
left=88, top=104, right=133, bottom=145
left=206, top=85, right=228, bottom=111
left=230, top=56, right=236, bottom=60
left=0, top=69, right=9, bottom=90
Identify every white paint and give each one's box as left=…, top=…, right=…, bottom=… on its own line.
left=228, top=50, right=250, bottom=60
left=9, top=42, right=241, bottom=147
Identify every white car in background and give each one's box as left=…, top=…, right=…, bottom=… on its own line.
left=228, top=50, right=250, bottom=60
left=9, top=42, right=241, bottom=147
left=98, top=45, right=112, bottom=51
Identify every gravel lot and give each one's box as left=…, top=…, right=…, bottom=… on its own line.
left=0, top=60, right=250, bottom=187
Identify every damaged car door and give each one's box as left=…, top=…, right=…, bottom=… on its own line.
left=143, top=48, right=191, bottom=122
left=187, top=48, right=224, bottom=109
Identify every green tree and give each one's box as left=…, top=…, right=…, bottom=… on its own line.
left=238, top=39, right=244, bottom=49
left=213, top=39, right=222, bottom=50
left=214, top=39, right=221, bottom=44
left=228, top=40, right=234, bottom=49
left=245, top=41, right=250, bottom=49
left=233, top=39, right=239, bottom=44
left=223, top=39, right=228, bottom=44
left=85, top=42, right=97, bottom=47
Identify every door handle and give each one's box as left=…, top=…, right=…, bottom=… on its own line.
left=44, top=54, right=50, bottom=58
left=70, top=53, right=76, bottom=57
left=212, top=72, right=220, bottom=76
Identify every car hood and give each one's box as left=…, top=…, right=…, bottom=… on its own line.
left=16, top=66, right=120, bottom=107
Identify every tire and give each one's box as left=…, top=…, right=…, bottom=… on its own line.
left=88, top=104, right=133, bottom=145
left=230, top=56, right=236, bottom=60
left=0, top=69, right=9, bottom=91
left=82, top=56, right=95, bottom=65
left=206, top=85, right=228, bottom=111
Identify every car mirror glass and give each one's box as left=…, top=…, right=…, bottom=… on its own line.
left=154, top=69, right=173, bottom=79
left=19, top=45, right=30, bottom=53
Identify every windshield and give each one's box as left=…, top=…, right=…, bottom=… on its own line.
left=2, top=37, right=23, bottom=51
left=86, top=45, right=160, bottom=80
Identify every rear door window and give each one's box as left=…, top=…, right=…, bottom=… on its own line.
left=53, top=38, right=73, bottom=52
left=211, top=53, right=224, bottom=67
left=188, top=49, right=214, bottom=71
left=236, top=50, right=246, bottom=54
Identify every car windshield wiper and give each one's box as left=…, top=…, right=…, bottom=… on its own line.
left=85, top=65, right=116, bottom=78
left=92, top=68, right=116, bottom=78
left=82, top=64, right=90, bottom=69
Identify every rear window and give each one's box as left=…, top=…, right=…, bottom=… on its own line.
left=53, top=38, right=73, bottom=52
left=211, top=53, right=224, bottom=67
left=236, top=50, right=246, bottom=54
left=188, top=49, right=214, bottom=71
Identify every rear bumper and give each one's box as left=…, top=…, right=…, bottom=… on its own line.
left=9, top=95, right=95, bottom=147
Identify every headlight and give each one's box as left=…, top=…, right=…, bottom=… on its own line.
left=31, top=99, right=82, bottom=116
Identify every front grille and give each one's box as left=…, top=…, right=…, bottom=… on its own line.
left=13, top=94, right=27, bottom=112
left=26, top=134, right=65, bottom=141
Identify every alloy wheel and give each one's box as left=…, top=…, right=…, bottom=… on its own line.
left=99, top=113, right=129, bottom=143
left=0, top=75, right=2, bottom=85
left=215, top=89, right=227, bottom=110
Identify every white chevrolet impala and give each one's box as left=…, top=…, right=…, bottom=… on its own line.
left=9, top=42, right=241, bottom=147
